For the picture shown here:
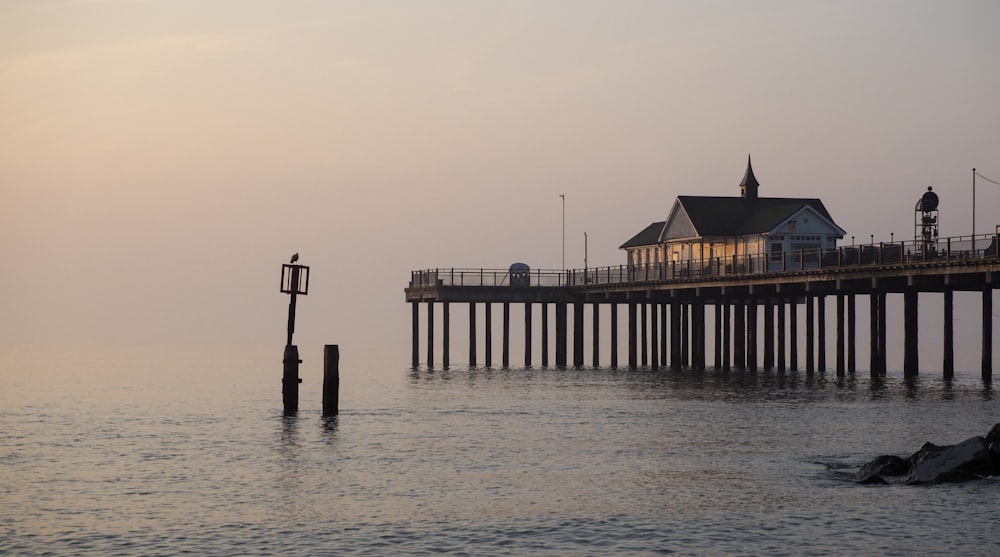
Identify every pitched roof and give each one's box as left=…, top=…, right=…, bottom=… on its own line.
left=619, top=221, right=665, bottom=249
left=674, top=196, right=837, bottom=237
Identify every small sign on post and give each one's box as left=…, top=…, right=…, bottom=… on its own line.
left=281, top=254, right=309, bottom=415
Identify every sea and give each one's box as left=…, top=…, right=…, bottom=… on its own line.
left=2, top=344, right=999, bottom=556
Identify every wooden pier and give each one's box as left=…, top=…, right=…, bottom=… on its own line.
left=405, top=235, right=1000, bottom=380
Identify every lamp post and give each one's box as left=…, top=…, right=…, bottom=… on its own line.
left=584, top=231, right=588, bottom=282
left=560, top=194, right=566, bottom=271
left=973, top=168, right=976, bottom=252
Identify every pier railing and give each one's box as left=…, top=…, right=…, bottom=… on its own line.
left=409, top=233, right=1000, bottom=288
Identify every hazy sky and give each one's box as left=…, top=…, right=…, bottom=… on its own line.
left=2, top=1, right=999, bottom=360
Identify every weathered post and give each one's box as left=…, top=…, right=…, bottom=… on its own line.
left=323, top=344, right=339, bottom=417
left=280, top=257, right=310, bottom=415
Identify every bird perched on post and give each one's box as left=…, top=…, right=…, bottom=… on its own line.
left=290, top=253, right=299, bottom=264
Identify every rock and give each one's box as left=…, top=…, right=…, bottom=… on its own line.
left=989, top=442, right=1000, bottom=476
left=858, top=474, right=888, bottom=485
left=984, top=423, right=1000, bottom=445
left=904, top=436, right=993, bottom=485
left=857, top=455, right=909, bottom=481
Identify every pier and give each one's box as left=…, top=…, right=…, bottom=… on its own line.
left=405, top=234, right=999, bottom=380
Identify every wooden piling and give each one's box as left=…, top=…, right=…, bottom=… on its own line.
left=411, top=302, right=419, bottom=368
left=722, top=302, right=731, bottom=371
left=869, top=293, right=879, bottom=379
left=485, top=303, right=493, bottom=367
left=628, top=302, right=638, bottom=369
left=747, top=300, right=758, bottom=372
left=777, top=297, right=786, bottom=372
left=610, top=302, right=618, bottom=368
left=817, top=295, right=826, bottom=372
left=641, top=302, right=648, bottom=367
left=943, top=288, right=953, bottom=379
left=681, top=303, right=690, bottom=368
left=789, top=299, right=798, bottom=371
left=541, top=302, right=549, bottom=367
left=984, top=285, right=993, bottom=381
left=469, top=303, right=477, bottom=367
left=836, top=293, right=845, bottom=376
left=650, top=303, right=659, bottom=370
left=573, top=302, right=584, bottom=368
left=714, top=303, right=722, bottom=370
left=592, top=303, right=600, bottom=367
left=904, top=288, right=918, bottom=377
left=806, top=295, right=815, bottom=373
left=524, top=303, right=532, bottom=367
left=763, top=297, right=774, bottom=371
left=426, top=301, right=434, bottom=368
left=282, top=344, right=301, bottom=415
left=443, top=302, right=450, bottom=369
left=734, top=300, right=746, bottom=371
left=503, top=302, right=510, bottom=369
left=847, top=294, right=856, bottom=373
left=555, top=302, right=568, bottom=367
left=662, top=302, right=669, bottom=367
left=323, top=345, right=339, bottom=417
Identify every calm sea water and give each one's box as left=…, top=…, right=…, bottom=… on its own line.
left=2, top=345, right=999, bottom=556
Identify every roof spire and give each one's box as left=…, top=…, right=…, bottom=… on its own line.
left=740, top=154, right=759, bottom=201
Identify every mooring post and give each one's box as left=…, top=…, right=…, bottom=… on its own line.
left=280, top=258, right=309, bottom=415
left=323, top=345, right=339, bottom=417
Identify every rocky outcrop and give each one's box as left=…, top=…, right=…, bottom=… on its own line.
left=857, top=424, right=999, bottom=485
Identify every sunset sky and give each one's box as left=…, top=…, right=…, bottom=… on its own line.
left=2, top=1, right=999, bottom=364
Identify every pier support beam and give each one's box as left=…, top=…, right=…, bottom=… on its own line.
left=628, top=302, right=638, bottom=369
left=806, top=295, right=815, bottom=373
left=469, top=303, right=477, bottom=367
left=610, top=303, right=618, bottom=368
left=592, top=303, right=600, bottom=368
left=650, top=303, right=659, bottom=370
left=878, top=293, right=888, bottom=374
left=734, top=299, right=746, bottom=371
left=903, top=288, right=918, bottom=377
left=869, top=293, right=880, bottom=379
left=681, top=303, right=690, bottom=368
left=573, top=302, right=584, bottom=368
left=984, top=284, right=993, bottom=381
left=411, top=301, right=419, bottom=368
left=777, top=297, right=786, bottom=373
left=670, top=299, right=681, bottom=370
left=714, top=303, right=722, bottom=370
left=943, top=288, right=953, bottom=379
left=427, top=301, right=434, bottom=368
left=747, top=299, right=758, bottom=372
left=661, top=303, right=669, bottom=367
left=692, top=299, right=705, bottom=370
left=817, top=295, right=826, bottom=372
left=485, top=303, right=493, bottom=367
left=524, top=303, right=532, bottom=368
left=763, top=297, right=774, bottom=371
left=443, top=302, right=450, bottom=369
left=541, top=303, right=549, bottom=367
left=836, top=294, right=845, bottom=377
left=847, top=294, right=856, bottom=373
left=469, top=303, right=477, bottom=366
left=641, top=302, right=648, bottom=367
left=503, top=302, right=510, bottom=369
left=555, top=302, right=567, bottom=367
left=722, top=302, right=731, bottom=371
left=789, top=299, right=798, bottom=371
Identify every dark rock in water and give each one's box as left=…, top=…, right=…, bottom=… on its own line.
left=858, top=474, right=888, bottom=485
left=857, top=455, right=909, bottom=481
left=907, top=442, right=944, bottom=467
left=989, top=442, right=1000, bottom=475
left=904, top=436, right=993, bottom=485
left=985, top=423, right=1000, bottom=445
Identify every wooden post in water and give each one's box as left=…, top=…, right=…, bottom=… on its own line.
left=485, top=303, right=493, bottom=367
left=777, top=297, right=786, bottom=372
left=904, top=288, right=919, bottom=377
left=714, top=303, right=722, bottom=370
left=983, top=284, right=993, bottom=381
left=610, top=302, right=618, bottom=368
left=280, top=260, right=309, bottom=415
left=573, top=301, right=584, bottom=368
left=443, top=302, right=450, bottom=369
left=734, top=299, right=746, bottom=371
left=670, top=298, right=681, bottom=370
left=662, top=302, right=669, bottom=367
left=681, top=303, right=690, bottom=368
left=763, top=297, right=774, bottom=371
left=943, top=288, right=953, bottom=379
left=789, top=298, right=798, bottom=371
left=411, top=301, right=419, bottom=368
left=847, top=294, right=856, bottom=373
left=469, top=303, right=477, bottom=367
left=323, top=345, right=339, bottom=417
left=836, top=293, right=845, bottom=376
left=869, top=292, right=880, bottom=379
left=524, top=303, right=532, bottom=367
left=747, top=299, right=758, bottom=372
left=555, top=302, right=568, bottom=367
left=640, top=302, right=648, bottom=367
left=503, top=302, right=510, bottom=369
left=541, top=303, right=549, bottom=367
left=650, top=303, right=659, bottom=370
left=628, top=302, right=638, bottom=369
left=722, top=301, right=731, bottom=371
left=592, top=303, right=600, bottom=367
left=878, top=292, right=888, bottom=375
left=817, top=295, right=826, bottom=372
left=806, top=295, right=815, bottom=373
left=426, top=301, right=434, bottom=368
